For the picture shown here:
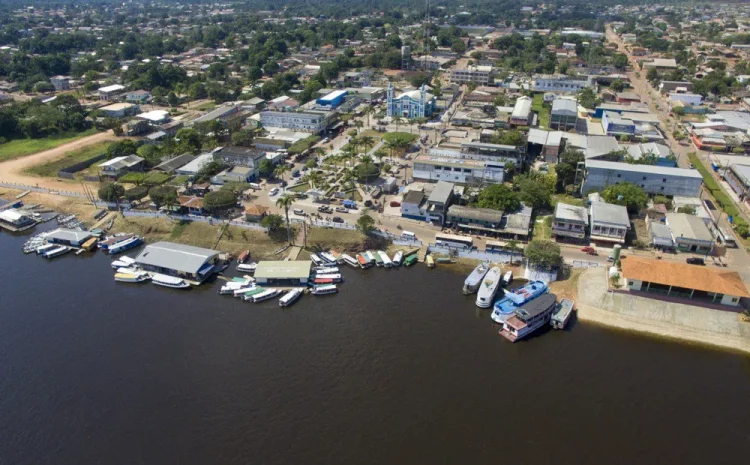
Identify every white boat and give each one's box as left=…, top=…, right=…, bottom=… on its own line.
left=111, top=256, right=136, bottom=269
left=279, top=288, right=304, bottom=307
left=309, top=253, right=324, bottom=266
left=114, top=272, right=150, bottom=283
left=43, top=246, right=70, bottom=259
left=237, top=262, right=258, bottom=273
left=463, top=262, right=490, bottom=295
left=503, top=271, right=513, bottom=285
left=319, top=252, right=337, bottom=263
left=392, top=251, right=404, bottom=266
left=313, top=273, right=343, bottom=283
left=341, top=254, right=360, bottom=268
left=251, top=288, right=282, bottom=302
left=312, top=284, right=338, bottom=295
left=35, top=243, right=57, bottom=255
left=232, top=285, right=257, bottom=297
left=378, top=251, right=393, bottom=268
left=116, top=267, right=141, bottom=274
left=219, top=280, right=252, bottom=294
left=151, top=273, right=190, bottom=289
left=107, top=236, right=142, bottom=255
left=475, top=267, right=502, bottom=308
left=313, top=265, right=339, bottom=273
left=499, top=294, right=558, bottom=343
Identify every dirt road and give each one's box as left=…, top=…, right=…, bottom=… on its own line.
left=0, top=130, right=117, bottom=193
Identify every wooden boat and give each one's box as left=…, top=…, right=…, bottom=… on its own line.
left=151, top=274, right=190, bottom=289
left=404, top=255, right=418, bottom=267
left=499, top=294, right=558, bottom=343
left=35, top=243, right=57, bottom=255
left=503, top=271, right=513, bottom=285
left=392, top=251, right=404, bottom=266
left=242, top=287, right=266, bottom=301
left=476, top=267, right=502, bottom=309
left=15, top=190, right=30, bottom=199
left=114, top=272, right=150, bottom=283
left=329, top=250, right=343, bottom=263
left=309, top=253, right=324, bottom=266
left=314, top=274, right=342, bottom=283
left=313, top=265, right=339, bottom=273
left=219, top=280, right=253, bottom=294
left=341, top=254, right=360, bottom=268
left=99, top=234, right=134, bottom=250
left=81, top=237, right=98, bottom=251
left=312, top=284, right=338, bottom=295
left=355, top=253, right=370, bottom=268
left=279, top=288, right=304, bottom=307
left=111, top=256, right=136, bottom=269
left=320, top=252, right=337, bottom=263
left=551, top=299, right=575, bottom=330
left=426, top=255, right=435, bottom=268
left=237, top=250, right=250, bottom=264
left=371, top=250, right=384, bottom=267
left=435, top=257, right=453, bottom=264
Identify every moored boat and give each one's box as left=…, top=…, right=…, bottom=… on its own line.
left=499, top=293, right=558, bottom=342
left=111, top=256, right=136, bottom=269
left=237, top=262, right=258, bottom=273
left=242, top=287, right=266, bottom=300
left=462, top=262, right=489, bottom=295
left=503, top=271, right=513, bottom=285
left=279, top=288, right=304, bottom=307
left=313, top=273, right=342, bottom=283
left=310, top=253, right=324, bottom=266
left=311, top=284, right=338, bottom=295
left=476, top=267, right=502, bottom=308
left=99, top=234, right=134, bottom=251
left=356, top=253, right=371, bottom=268
left=491, top=280, right=549, bottom=324
left=342, top=254, right=360, bottom=268
left=378, top=251, right=393, bottom=268
left=404, top=255, right=418, bottom=267
left=551, top=298, right=575, bottom=330
left=313, top=265, right=339, bottom=273
left=114, top=272, right=150, bottom=283
left=237, top=250, right=250, bottom=264
left=43, top=246, right=70, bottom=259
left=392, top=251, right=404, bottom=266
left=107, top=236, right=143, bottom=255
left=426, top=255, right=435, bottom=268
left=35, top=243, right=57, bottom=255
left=320, top=252, right=337, bottom=263
left=251, top=288, right=281, bottom=303
left=370, top=250, right=384, bottom=267
left=151, top=273, right=190, bottom=289
left=220, top=280, right=252, bottom=294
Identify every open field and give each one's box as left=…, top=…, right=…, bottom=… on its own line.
left=0, top=129, right=99, bottom=162
left=305, top=227, right=368, bottom=253
left=532, top=215, right=552, bottom=240
left=23, top=141, right=112, bottom=177
left=532, top=93, right=550, bottom=129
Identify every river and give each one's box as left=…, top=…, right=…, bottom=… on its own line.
left=1, top=228, right=749, bottom=465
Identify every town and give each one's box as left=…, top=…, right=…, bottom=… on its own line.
left=1, top=1, right=750, bottom=350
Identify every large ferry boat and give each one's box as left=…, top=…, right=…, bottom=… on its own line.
left=499, top=293, right=558, bottom=342
left=490, top=280, right=549, bottom=324
left=462, top=262, right=489, bottom=295
left=475, top=267, right=502, bottom=308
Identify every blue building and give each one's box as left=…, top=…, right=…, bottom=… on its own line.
left=602, top=111, right=635, bottom=137
left=386, top=84, right=437, bottom=119
left=316, top=89, right=347, bottom=109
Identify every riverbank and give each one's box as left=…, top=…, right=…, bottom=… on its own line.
left=576, top=267, right=750, bottom=355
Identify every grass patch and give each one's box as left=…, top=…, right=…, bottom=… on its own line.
left=532, top=215, right=552, bottom=240
left=168, top=175, right=191, bottom=187
left=551, top=194, right=585, bottom=207
left=289, top=183, right=309, bottom=193
left=23, top=140, right=112, bottom=177
left=143, top=171, right=171, bottom=185
left=192, top=101, right=216, bottom=111
left=382, top=132, right=417, bottom=144
left=345, top=189, right=363, bottom=202
left=306, top=227, right=367, bottom=253
left=687, top=152, right=748, bottom=234
left=0, top=129, right=99, bottom=162
left=118, top=172, right=145, bottom=184
left=532, top=93, right=550, bottom=129
left=170, top=221, right=189, bottom=239
left=288, top=135, right=321, bottom=155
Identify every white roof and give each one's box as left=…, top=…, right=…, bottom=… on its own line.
left=0, top=209, right=31, bottom=222
left=585, top=159, right=703, bottom=178
left=98, top=84, right=125, bottom=93
left=177, top=153, right=214, bottom=174
left=137, top=110, right=169, bottom=121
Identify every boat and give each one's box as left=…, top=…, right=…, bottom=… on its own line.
left=232, top=285, right=257, bottom=297
left=107, top=236, right=143, bottom=255
left=426, top=255, right=435, bottom=268
left=312, top=284, right=338, bottom=295
left=499, top=294, right=558, bottom=342
left=329, top=250, right=343, bottom=263
left=315, top=269, right=341, bottom=276
left=435, top=257, right=453, bottom=264
left=116, top=267, right=141, bottom=274
left=551, top=299, right=575, bottom=330
left=355, top=253, right=371, bottom=268
left=313, top=265, right=339, bottom=273
left=462, top=262, right=489, bottom=295
left=378, top=251, right=393, bottom=268
left=35, top=243, right=57, bottom=255
left=219, top=280, right=252, bottom=294
left=237, top=250, right=250, bottom=264
left=242, top=287, right=266, bottom=300
left=320, top=252, right=337, bottom=263
left=251, top=288, right=282, bottom=303
left=341, top=254, right=360, bottom=268
left=237, top=262, right=258, bottom=273
left=106, top=218, right=114, bottom=230
left=404, top=255, right=418, bottom=267
left=491, top=281, right=550, bottom=324
left=15, top=190, right=30, bottom=199
left=114, top=272, right=150, bottom=283
left=43, top=246, right=70, bottom=259
left=151, top=273, right=190, bottom=289
left=314, top=274, right=342, bottom=283
left=475, top=267, right=502, bottom=308
left=310, top=253, right=324, bottom=266
left=392, top=251, right=403, bottom=266
left=369, top=250, right=384, bottom=267
left=99, top=234, right=134, bottom=250
left=503, top=271, right=513, bottom=285
left=111, top=256, right=136, bottom=269
left=81, top=237, right=98, bottom=251
left=279, top=288, right=304, bottom=307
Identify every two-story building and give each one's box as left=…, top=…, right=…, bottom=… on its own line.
left=50, top=75, right=70, bottom=91
left=510, top=96, right=532, bottom=127
left=724, top=163, right=750, bottom=201
left=550, top=98, right=578, bottom=131
left=212, top=146, right=266, bottom=180
left=98, top=84, right=125, bottom=101
left=531, top=75, right=591, bottom=93
left=552, top=202, right=588, bottom=241
left=582, top=160, right=703, bottom=197
left=664, top=212, right=714, bottom=254
left=589, top=201, right=630, bottom=244
left=450, top=66, right=493, bottom=85
left=259, top=110, right=333, bottom=133
left=446, top=205, right=504, bottom=231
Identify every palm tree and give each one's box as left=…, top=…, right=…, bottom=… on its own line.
left=392, top=115, right=403, bottom=131
left=359, top=135, right=375, bottom=154
left=313, top=146, right=325, bottom=164
left=364, top=106, right=374, bottom=127
left=349, top=135, right=360, bottom=153
left=303, top=171, right=323, bottom=190
left=354, top=120, right=364, bottom=133
left=275, top=195, right=295, bottom=245
left=274, top=164, right=290, bottom=183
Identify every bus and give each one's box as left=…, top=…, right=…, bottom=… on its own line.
left=718, top=227, right=737, bottom=248
left=434, top=233, right=474, bottom=249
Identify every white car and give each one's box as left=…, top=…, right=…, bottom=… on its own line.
left=269, top=187, right=279, bottom=196
left=335, top=206, right=349, bottom=213
left=293, top=209, right=306, bottom=216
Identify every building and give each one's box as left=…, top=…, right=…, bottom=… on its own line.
left=620, top=256, right=749, bottom=306
left=724, top=164, right=750, bottom=201
left=450, top=66, right=493, bottom=85
left=602, top=111, right=635, bottom=137
left=386, top=84, right=437, bottom=119
left=648, top=221, right=675, bottom=250
left=175, top=153, right=214, bottom=177
left=615, top=92, right=641, bottom=104
left=510, top=96, right=532, bottom=127
left=50, top=75, right=70, bottom=91
left=98, top=155, right=145, bottom=178
left=137, top=110, right=170, bottom=125
left=244, top=205, right=268, bottom=222
left=424, top=181, right=454, bottom=224
left=254, top=261, right=312, bottom=285
left=664, top=212, right=714, bottom=254
left=177, top=196, right=205, bottom=216
left=316, top=89, right=347, bottom=108
left=589, top=201, right=630, bottom=243
left=99, top=102, right=138, bottom=118
left=212, top=146, right=266, bottom=180
left=98, top=84, right=126, bottom=101
left=582, top=160, right=703, bottom=197
left=412, top=153, right=504, bottom=184
left=152, top=154, right=195, bottom=174
left=400, top=190, right=427, bottom=220
left=260, top=110, right=333, bottom=133
left=211, top=166, right=254, bottom=184
left=552, top=203, right=588, bottom=241
left=447, top=205, right=504, bottom=231
left=0, top=209, right=36, bottom=230
left=658, top=81, right=693, bottom=94
left=668, top=93, right=703, bottom=106
left=531, top=75, right=591, bottom=93
left=193, top=104, right=246, bottom=130
left=45, top=228, right=94, bottom=247
left=550, top=98, right=578, bottom=131
left=625, top=142, right=674, bottom=166
left=643, top=58, right=678, bottom=70
left=125, top=90, right=151, bottom=104
left=134, top=242, right=220, bottom=282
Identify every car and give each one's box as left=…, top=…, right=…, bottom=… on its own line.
left=390, top=201, right=401, bottom=207
left=321, top=137, right=330, bottom=143
left=364, top=200, right=373, bottom=207
left=318, top=205, right=333, bottom=213
left=293, top=209, right=306, bottom=216
left=686, top=257, right=705, bottom=266
left=335, top=206, right=349, bottom=213
left=269, top=187, right=279, bottom=196
left=332, top=216, right=344, bottom=223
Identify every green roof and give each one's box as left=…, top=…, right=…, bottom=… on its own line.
left=254, top=261, right=312, bottom=279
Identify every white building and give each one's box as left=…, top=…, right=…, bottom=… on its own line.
left=668, top=92, right=703, bottom=106
left=259, top=110, right=332, bottom=133
left=531, top=75, right=591, bottom=93
left=98, top=84, right=126, bottom=101
left=450, top=66, right=493, bottom=85
left=412, top=152, right=505, bottom=184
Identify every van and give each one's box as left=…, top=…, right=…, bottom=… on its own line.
left=401, top=231, right=417, bottom=240
left=248, top=182, right=261, bottom=190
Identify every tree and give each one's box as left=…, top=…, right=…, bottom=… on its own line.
left=259, top=159, right=274, bottom=177
left=105, top=139, right=138, bottom=159
left=137, top=144, right=162, bottom=166
left=196, top=160, right=226, bottom=182
left=98, top=183, right=125, bottom=202
left=359, top=135, right=375, bottom=153
left=477, top=184, right=521, bottom=212
left=577, top=87, right=598, bottom=109
left=231, top=129, right=254, bottom=147
left=203, top=189, right=237, bottom=212
left=525, top=240, right=563, bottom=270
left=261, top=213, right=285, bottom=233
left=677, top=205, right=697, bottom=215
left=148, top=186, right=177, bottom=208
left=356, top=213, right=376, bottom=235
left=274, top=164, right=290, bottom=182
left=602, top=182, right=648, bottom=213
left=646, top=68, right=659, bottom=82
left=175, top=128, right=203, bottom=153
left=125, top=185, right=149, bottom=201
left=355, top=160, right=380, bottom=183
left=610, top=79, right=625, bottom=92
left=275, top=195, right=295, bottom=244
left=495, top=129, right=524, bottom=146
left=166, top=92, right=180, bottom=107
left=515, top=172, right=554, bottom=209
left=554, top=149, right=585, bottom=192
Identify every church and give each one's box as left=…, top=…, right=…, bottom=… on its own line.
left=386, top=83, right=437, bottom=119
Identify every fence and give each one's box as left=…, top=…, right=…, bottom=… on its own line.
left=122, top=210, right=267, bottom=231
left=371, top=228, right=423, bottom=247
left=570, top=260, right=601, bottom=268
left=0, top=181, right=88, bottom=198
left=427, top=244, right=522, bottom=263
left=311, top=219, right=357, bottom=230
left=57, top=154, right=107, bottom=179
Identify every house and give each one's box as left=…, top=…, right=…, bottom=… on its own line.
left=125, top=89, right=151, bottom=104
left=447, top=205, right=504, bottom=232
left=648, top=220, right=675, bottom=250
left=244, top=205, right=268, bottom=222
left=177, top=196, right=205, bottom=215
left=589, top=201, right=630, bottom=244
left=724, top=164, right=750, bottom=201
left=98, top=84, right=126, bottom=101
left=664, top=212, right=714, bottom=254
left=134, top=241, right=220, bottom=282
left=549, top=98, right=578, bottom=131
left=510, top=96, right=532, bottom=127
left=620, top=256, right=749, bottom=306
left=400, top=190, right=427, bottom=220
left=99, top=102, right=138, bottom=118
left=193, top=104, right=246, bottom=130
left=602, top=111, right=635, bottom=136
left=212, top=146, right=266, bottom=179
left=153, top=154, right=196, bottom=174
left=500, top=203, right=533, bottom=241
left=659, top=81, right=693, bottom=94
left=615, top=92, right=641, bottom=104
left=98, top=155, right=145, bottom=178
left=316, top=89, right=347, bottom=109
left=137, top=110, right=170, bottom=124
left=582, top=160, right=703, bottom=197
left=211, top=166, right=254, bottom=184
left=45, top=228, right=94, bottom=247
left=50, top=75, right=70, bottom=91
left=175, top=153, right=214, bottom=177
left=450, top=66, right=493, bottom=85
left=552, top=203, right=588, bottom=241
left=267, top=95, right=300, bottom=110
left=254, top=261, right=312, bottom=285
left=643, top=58, right=678, bottom=70
left=0, top=209, right=36, bottom=230
left=424, top=181, right=454, bottom=224
left=260, top=110, right=333, bottom=133
left=386, top=84, right=437, bottom=119
left=625, top=142, right=674, bottom=166
left=531, top=75, right=591, bottom=93
left=669, top=93, right=703, bottom=106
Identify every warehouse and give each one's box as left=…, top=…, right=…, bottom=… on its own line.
left=254, top=261, right=313, bottom=286
left=134, top=242, right=220, bottom=282
left=45, top=228, right=94, bottom=247
left=316, top=89, right=347, bottom=109
left=582, top=160, right=703, bottom=197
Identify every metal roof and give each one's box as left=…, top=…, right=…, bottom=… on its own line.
left=403, top=190, right=426, bottom=205
left=46, top=228, right=93, bottom=243
left=427, top=181, right=454, bottom=205
left=590, top=202, right=629, bottom=227
left=585, top=159, right=703, bottom=178
left=554, top=202, right=588, bottom=225
left=135, top=242, right=219, bottom=275
left=448, top=205, right=503, bottom=223
left=665, top=213, right=713, bottom=242
left=153, top=154, right=196, bottom=172
left=551, top=98, right=577, bottom=115
left=254, top=260, right=312, bottom=279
